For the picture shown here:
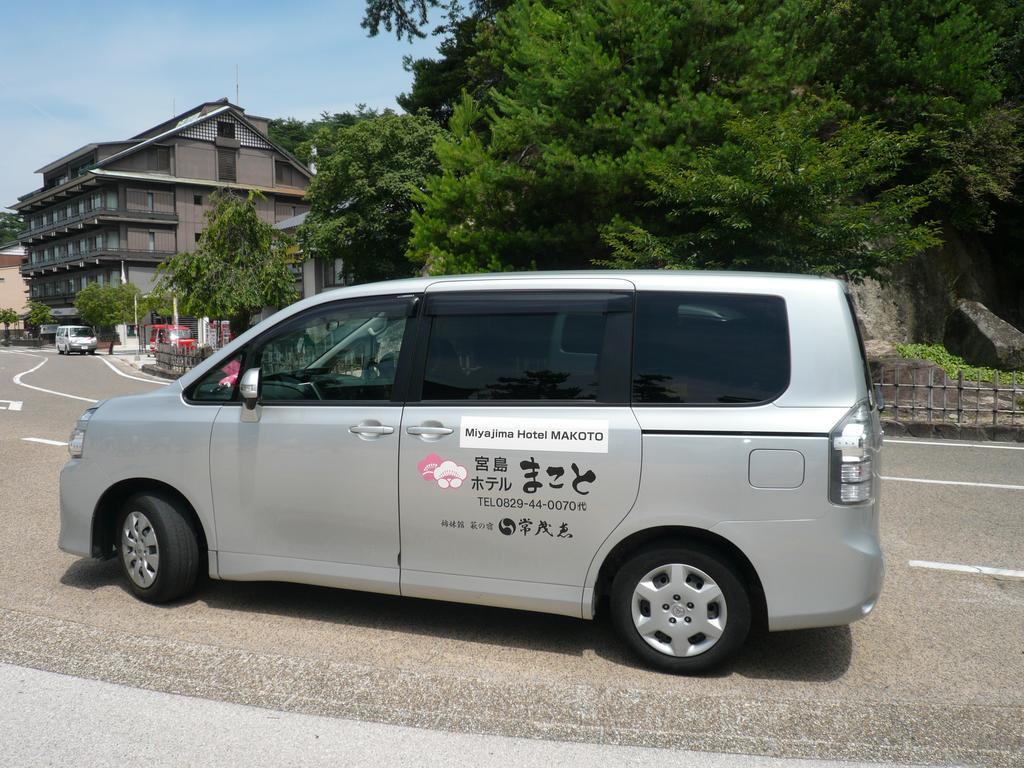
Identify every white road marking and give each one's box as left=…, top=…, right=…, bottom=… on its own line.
left=884, top=438, right=1024, bottom=451
left=21, top=437, right=68, bottom=447
left=93, top=353, right=167, bottom=384
left=2, top=352, right=98, bottom=404
left=0, top=400, right=23, bottom=411
left=909, top=560, right=1024, bottom=580
left=881, top=475, right=1024, bottom=491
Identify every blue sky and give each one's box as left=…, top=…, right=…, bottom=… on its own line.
left=0, top=0, right=442, bottom=209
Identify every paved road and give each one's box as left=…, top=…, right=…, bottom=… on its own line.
left=0, top=348, right=1021, bottom=766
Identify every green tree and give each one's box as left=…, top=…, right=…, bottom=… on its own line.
left=396, top=1, right=510, bottom=126
left=140, top=287, right=175, bottom=320
left=74, top=283, right=139, bottom=335
left=0, top=211, right=24, bottom=243
left=24, top=301, right=54, bottom=329
left=0, top=307, right=17, bottom=342
left=156, top=191, right=298, bottom=338
left=600, top=101, right=941, bottom=278
left=269, top=109, right=377, bottom=163
left=407, top=0, right=1023, bottom=279
left=301, top=112, right=444, bottom=283
left=794, top=0, right=1024, bottom=232
left=409, top=0, right=798, bottom=274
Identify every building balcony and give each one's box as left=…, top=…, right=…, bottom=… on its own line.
left=21, top=246, right=177, bottom=276
left=18, top=206, right=178, bottom=242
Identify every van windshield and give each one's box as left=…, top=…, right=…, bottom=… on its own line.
left=69, top=327, right=92, bottom=337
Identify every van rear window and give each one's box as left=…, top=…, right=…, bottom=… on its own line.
left=632, top=292, right=790, bottom=405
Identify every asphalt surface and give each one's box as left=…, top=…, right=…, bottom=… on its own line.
left=0, top=348, right=1021, bottom=766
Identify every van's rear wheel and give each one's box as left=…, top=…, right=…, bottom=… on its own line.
left=611, top=545, right=750, bottom=673
left=118, top=492, right=199, bottom=603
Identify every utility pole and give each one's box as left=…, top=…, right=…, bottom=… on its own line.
left=172, top=295, right=179, bottom=327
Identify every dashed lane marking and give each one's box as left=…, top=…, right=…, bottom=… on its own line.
left=0, top=400, right=23, bottom=411
left=21, top=438, right=68, bottom=447
left=881, top=475, right=1024, bottom=491
left=909, top=560, right=1024, bottom=580
left=884, top=438, right=1024, bottom=451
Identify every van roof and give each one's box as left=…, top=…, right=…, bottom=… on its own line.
left=287, top=270, right=840, bottom=313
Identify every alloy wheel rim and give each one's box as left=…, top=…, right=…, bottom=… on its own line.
left=631, top=563, right=727, bottom=658
left=121, top=511, right=160, bottom=589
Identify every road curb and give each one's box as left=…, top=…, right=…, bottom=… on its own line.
left=881, top=419, right=1024, bottom=443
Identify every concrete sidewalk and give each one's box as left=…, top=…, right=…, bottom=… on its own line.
left=0, top=663, right=916, bottom=768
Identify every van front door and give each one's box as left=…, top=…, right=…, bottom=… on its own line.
left=398, top=283, right=642, bottom=617
left=209, top=295, right=415, bottom=594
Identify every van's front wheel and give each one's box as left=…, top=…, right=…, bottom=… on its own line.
left=118, top=492, right=199, bottom=603
left=610, top=545, right=750, bottom=673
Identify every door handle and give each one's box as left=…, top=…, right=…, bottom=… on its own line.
left=406, top=425, right=454, bottom=436
left=349, top=423, right=395, bottom=436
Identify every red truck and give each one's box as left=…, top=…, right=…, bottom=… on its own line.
left=147, top=324, right=196, bottom=353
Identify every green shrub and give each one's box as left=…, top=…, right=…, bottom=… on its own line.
left=895, top=343, right=1024, bottom=386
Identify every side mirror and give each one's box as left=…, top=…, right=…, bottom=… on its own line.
left=239, top=367, right=261, bottom=410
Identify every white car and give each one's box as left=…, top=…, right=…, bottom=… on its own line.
left=56, top=325, right=97, bottom=355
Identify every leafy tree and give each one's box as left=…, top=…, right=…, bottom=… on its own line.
left=24, top=301, right=54, bottom=329
left=268, top=110, right=374, bottom=162
left=156, top=191, right=298, bottom=338
left=397, top=1, right=511, bottom=126
left=794, top=0, right=1024, bottom=232
left=408, top=0, right=1023, bottom=279
left=0, top=307, right=17, bottom=341
left=140, top=288, right=175, bottom=320
left=600, top=101, right=941, bottom=278
left=301, top=112, right=443, bottom=283
left=362, top=0, right=440, bottom=40
left=409, top=0, right=799, bottom=274
left=0, top=211, right=24, bottom=243
left=74, top=283, right=139, bottom=338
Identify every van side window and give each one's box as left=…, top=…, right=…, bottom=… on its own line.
left=633, top=292, right=790, bottom=405
left=255, top=298, right=410, bottom=403
left=190, top=353, right=244, bottom=402
left=419, top=292, right=629, bottom=402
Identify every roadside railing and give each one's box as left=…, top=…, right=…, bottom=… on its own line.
left=155, top=343, right=212, bottom=374
left=873, top=363, right=1024, bottom=426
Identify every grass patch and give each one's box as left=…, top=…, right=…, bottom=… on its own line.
left=894, top=343, right=1024, bottom=386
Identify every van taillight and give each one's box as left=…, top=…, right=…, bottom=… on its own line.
left=829, top=400, right=875, bottom=505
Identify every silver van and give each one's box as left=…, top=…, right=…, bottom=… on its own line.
left=56, top=325, right=98, bottom=355
left=59, top=272, right=883, bottom=673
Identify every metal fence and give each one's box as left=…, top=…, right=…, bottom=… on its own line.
left=874, top=363, right=1024, bottom=425
left=155, top=343, right=212, bottom=375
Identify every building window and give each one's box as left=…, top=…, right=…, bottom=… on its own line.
left=194, top=232, right=202, bottom=244
left=322, top=258, right=345, bottom=288
left=146, top=192, right=154, bottom=211
left=217, top=148, right=237, bottom=182
left=193, top=194, right=202, bottom=205
left=217, top=121, right=236, bottom=139
left=148, top=232, right=156, bottom=252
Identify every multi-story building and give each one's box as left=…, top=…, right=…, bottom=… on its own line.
left=0, top=241, right=28, bottom=316
left=11, top=99, right=311, bottom=322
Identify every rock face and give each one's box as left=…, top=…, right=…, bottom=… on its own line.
left=848, top=225, right=1002, bottom=343
left=944, top=300, right=1024, bottom=370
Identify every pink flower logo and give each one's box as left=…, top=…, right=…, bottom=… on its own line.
left=417, top=455, right=467, bottom=489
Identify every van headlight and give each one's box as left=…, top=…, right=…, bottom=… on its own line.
left=829, top=400, right=876, bottom=505
left=68, top=407, right=98, bottom=458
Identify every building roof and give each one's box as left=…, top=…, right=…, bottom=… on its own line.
left=16, top=99, right=312, bottom=209
left=274, top=211, right=308, bottom=230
